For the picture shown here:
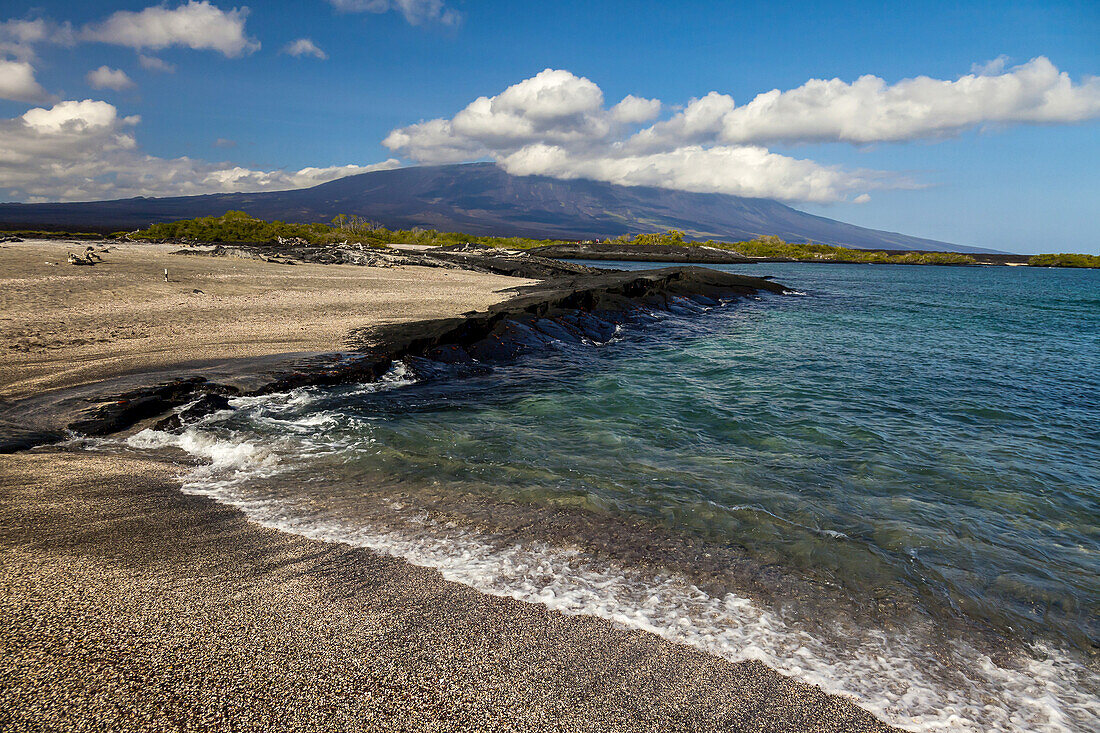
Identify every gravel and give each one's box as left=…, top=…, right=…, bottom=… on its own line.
left=0, top=450, right=897, bottom=732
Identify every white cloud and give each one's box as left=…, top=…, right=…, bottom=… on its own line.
left=328, top=0, right=462, bottom=26
left=716, top=56, right=1100, bottom=145
left=1, top=99, right=401, bottom=202
left=282, top=38, right=327, bottom=60
left=81, top=1, right=259, bottom=57
left=204, top=162, right=403, bottom=191
left=138, top=54, right=176, bottom=73
left=626, top=91, right=736, bottom=152
left=971, top=55, right=1010, bottom=76
left=20, top=99, right=137, bottom=133
left=0, top=59, right=52, bottom=102
left=382, top=69, right=622, bottom=163
left=610, top=95, right=661, bottom=124
left=500, top=144, right=889, bottom=203
left=0, top=17, right=74, bottom=60
left=383, top=68, right=880, bottom=202
left=383, top=60, right=1100, bottom=203
left=86, top=65, right=136, bottom=91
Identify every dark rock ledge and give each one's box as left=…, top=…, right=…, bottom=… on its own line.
left=1, top=266, right=787, bottom=451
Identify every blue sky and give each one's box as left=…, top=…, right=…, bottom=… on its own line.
left=1, top=0, right=1097, bottom=253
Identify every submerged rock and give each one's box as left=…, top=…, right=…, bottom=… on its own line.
left=68, top=378, right=219, bottom=436
left=153, top=393, right=233, bottom=433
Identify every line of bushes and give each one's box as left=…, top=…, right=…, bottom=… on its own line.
left=604, top=231, right=979, bottom=265
left=1027, top=253, right=1100, bottom=268
left=122, top=213, right=1100, bottom=268
left=128, top=215, right=980, bottom=264
left=128, top=211, right=566, bottom=249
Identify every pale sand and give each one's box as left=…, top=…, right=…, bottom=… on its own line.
left=0, top=240, right=531, bottom=399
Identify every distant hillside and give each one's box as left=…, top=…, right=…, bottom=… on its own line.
left=0, top=163, right=992, bottom=253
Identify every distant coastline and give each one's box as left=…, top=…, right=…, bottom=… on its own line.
left=3, top=211, right=1097, bottom=268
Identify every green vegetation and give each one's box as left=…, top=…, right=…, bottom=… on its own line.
left=132, top=214, right=978, bottom=264
left=1027, top=253, right=1100, bottom=268
left=603, top=231, right=980, bottom=265
left=7, top=214, right=1097, bottom=268
left=131, top=211, right=333, bottom=244
left=129, top=211, right=564, bottom=249
left=359, top=227, right=565, bottom=250
left=0, top=229, right=106, bottom=240
left=120, top=212, right=1100, bottom=268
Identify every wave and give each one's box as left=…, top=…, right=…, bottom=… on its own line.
left=123, top=401, right=1099, bottom=733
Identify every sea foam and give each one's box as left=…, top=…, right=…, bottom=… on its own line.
left=127, top=406, right=1098, bottom=733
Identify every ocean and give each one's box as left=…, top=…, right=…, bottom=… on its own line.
left=121, top=262, right=1099, bottom=732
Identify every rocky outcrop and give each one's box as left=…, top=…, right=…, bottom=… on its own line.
left=175, top=242, right=606, bottom=279
left=20, top=266, right=786, bottom=444
left=152, top=393, right=233, bottom=432
left=528, top=242, right=761, bottom=263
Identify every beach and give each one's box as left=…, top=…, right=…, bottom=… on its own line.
left=0, top=240, right=532, bottom=399
left=0, top=241, right=894, bottom=731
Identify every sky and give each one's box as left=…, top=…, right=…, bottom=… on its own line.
left=0, top=1, right=1097, bottom=254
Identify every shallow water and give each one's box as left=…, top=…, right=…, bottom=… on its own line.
left=123, top=262, right=1099, bottom=731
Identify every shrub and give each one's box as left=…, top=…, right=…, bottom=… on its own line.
left=1028, top=253, right=1100, bottom=268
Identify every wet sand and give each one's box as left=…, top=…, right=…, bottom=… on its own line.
left=0, top=242, right=896, bottom=730
left=0, top=450, right=895, bottom=732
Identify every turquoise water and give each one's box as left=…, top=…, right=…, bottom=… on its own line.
left=129, top=263, right=1100, bottom=731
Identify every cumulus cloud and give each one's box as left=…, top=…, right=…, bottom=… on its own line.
left=626, top=91, right=735, bottom=152
left=86, top=66, right=136, bottom=91
left=383, top=68, right=880, bottom=202
left=0, top=59, right=52, bottom=102
left=282, top=38, right=327, bottom=59
left=138, top=54, right=176, bottom=73
left=383, top=60, right=1100, bottom=202
left=382, top=69, right=619, bottom=163
left=328, top=0, right=461, bottom=26
left=501, top=144, right=893, bottom=203
left=610, top=95, right=661, bottom=124
left=714, top=56, right=1100, bottom=145
left=1, top=99, right=401, bottom=202
left=81, top=1, right=259, bottom=57
left=971, top=55, right=1010, bottom=76
left=20, top=99, right=137, bottom=133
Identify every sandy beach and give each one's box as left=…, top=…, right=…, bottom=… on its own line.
left=0, top=240, right=896, bottom=731
left=0, top=450, right=894, bottom=732
left=0, top=240, right=531, bottom=399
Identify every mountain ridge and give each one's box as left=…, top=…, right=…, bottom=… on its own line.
left=0, top=163, right=993, bottom=253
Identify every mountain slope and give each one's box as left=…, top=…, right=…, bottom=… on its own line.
left=0, top=162, right=988, bottom=252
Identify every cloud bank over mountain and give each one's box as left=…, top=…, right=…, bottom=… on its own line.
left=384, top=59, right=1100, bottom=203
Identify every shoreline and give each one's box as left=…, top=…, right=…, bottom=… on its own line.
left=0, top=448, right=896, bottom=731
left=526, top=242, right=1035, bottom=267
left=0, top=240, right=785, bottom=449
left=0, top=239, right=532, bottom=449
left=0, top=239, right=904, bottom=730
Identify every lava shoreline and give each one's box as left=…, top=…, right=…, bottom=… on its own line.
left=0, top=262, right=787, bottom=451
